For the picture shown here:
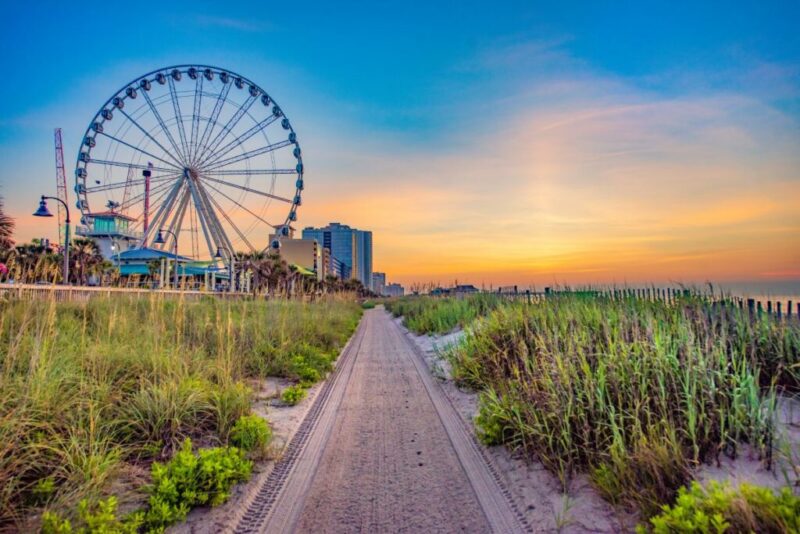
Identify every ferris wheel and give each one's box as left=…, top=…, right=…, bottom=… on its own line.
left=74, top=64, right=303, bottom=263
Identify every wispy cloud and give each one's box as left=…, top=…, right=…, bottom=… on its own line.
left=294, top=39, right=800, bottom=285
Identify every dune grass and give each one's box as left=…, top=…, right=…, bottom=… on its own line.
left=446, top=295, right=800, bottom=517
left=385, top=294, right=503, bottom=334
left=0, top=294, right=361, bottom=529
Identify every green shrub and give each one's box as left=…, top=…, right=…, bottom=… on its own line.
left=640, top=480, right=800, bottom=533
left=209, top=382, right=252, bottom=441
left=361, top=301, right=376, bottom=309
left=144, top=439, right=251, bottom=531
left=474, top=391, right=507, bottom=446
left=40, top=496, right=143, bottom=534
left=229, top=415, right=272, bottom=452
left=281, top=385, right=307, bottom=406
left=31, top=477, right=56, bottom=505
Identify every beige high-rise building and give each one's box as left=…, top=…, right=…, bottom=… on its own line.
left=278, top=239, right=322, bottom=280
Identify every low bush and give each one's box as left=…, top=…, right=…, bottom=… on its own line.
left=144, top=439, right=251, bottom=531
left=640, top=480, right=800, bottom=533
left=281, top=385, right=307, bottom=406
left=40, top=496, right=143, bottom=534
left=39, top=439, right=251, bottom=533
left=229, top=415, right=272, bottom=453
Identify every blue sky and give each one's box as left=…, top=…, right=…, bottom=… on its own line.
left=1, top=1, right=799, bottom=286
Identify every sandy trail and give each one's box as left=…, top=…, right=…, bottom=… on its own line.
left=293, top=308, right=492, bottom=533
left=241, top=307, right=526, bottom=533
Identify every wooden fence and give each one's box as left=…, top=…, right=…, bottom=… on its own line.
left=489, top=285, right=798, bottom=320
left=0, top=283, right=256, bottom=303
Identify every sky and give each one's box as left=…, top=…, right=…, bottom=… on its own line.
left=1, top=1, right=799, bottom=289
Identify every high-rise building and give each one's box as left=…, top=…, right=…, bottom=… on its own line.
left=302, top=223, right=373, bottom=288
left=356, top=230, right=372, bottom=289
left=372, top=272, right=386, bottom=296
left=277, top=239, right=323, bottom=280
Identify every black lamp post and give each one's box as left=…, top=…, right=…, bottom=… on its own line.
left=33, top=196, right=70, bottom=285
left=154, top=229, right=179, bottom=289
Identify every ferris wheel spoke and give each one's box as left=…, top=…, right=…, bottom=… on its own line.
left=167, top=76, right=191, bottom=162
left=202, top=168, right=296, bottom=176
left=196, top=82, right=231, bottom=166
left=202, top=180, right=279, bottom=229
left=204, top=139, right=293, bottom=171
left=141, top=89, right=186, bottom=165
left=160, top=190, right=191, bottom=251
left=189, top=76, right=203, bottom=164
left=195, top=94, right=257, bottom=166
left=201, top=114, right=280, bottom=168
left=117, top=108, right=185, bottom=167
left=185, top=179, right=218, bottom=258
left=200, top=175, right=293, bottom=203
left=203, top=186, right=257, bottom=253
left=87, top=159, right=176, bottom=174
left=195, top=180, right=235, bottom=257
left=119, top=178, right=177, bottom=214
left=135, top=184, right=184, bottom=239
left=142, top=179, right=186, bottom=245
left=96, top=131, right=184, bottom=171
left=199, top=183, right=236, bottom=255
left=85, top=173, right=180, bottom=194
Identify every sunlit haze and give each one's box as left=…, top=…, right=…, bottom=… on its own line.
left=1, top=1, right=798, bottom=290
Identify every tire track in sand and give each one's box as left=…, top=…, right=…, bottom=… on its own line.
left=237, top=307, right=527, bottom=533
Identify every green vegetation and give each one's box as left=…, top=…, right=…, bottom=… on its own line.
left=143, top=439, right=251, bottom=530
left=385, top=294, right=503, bottom=334
left=229, top=415, right=272, bottom=454
left=41, top=439, right=252, bottom=533
left=41, top=496, right=142, bottom=534
left=281, top=385, right=308, bottom=406
left=640, top=480, right=800, bottom=533
left=446, top=295, right=799, bottom=516
left=0, top=295, right=360, bottom=530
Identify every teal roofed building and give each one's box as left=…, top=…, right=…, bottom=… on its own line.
left=76, top=211, right=142, bottom=260
left=116, top=247, right=192, bottom=276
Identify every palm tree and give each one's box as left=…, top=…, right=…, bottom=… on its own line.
left=69, top=238, right=104, bottom=285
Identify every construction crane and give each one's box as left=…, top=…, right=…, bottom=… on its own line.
left=53, top=128, right=68, bottom=245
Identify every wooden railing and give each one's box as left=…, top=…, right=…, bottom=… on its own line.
left=0, top=283, right=255, bottom=302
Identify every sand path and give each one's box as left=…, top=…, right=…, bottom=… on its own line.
left=236, top=307, right=526, bottom=533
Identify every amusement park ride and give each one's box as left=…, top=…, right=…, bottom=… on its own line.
left=64, top=64, right=304, bottom=276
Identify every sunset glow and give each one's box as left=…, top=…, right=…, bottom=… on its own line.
left=2, top=2, right=798, bottom=289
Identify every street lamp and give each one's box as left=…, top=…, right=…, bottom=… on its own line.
left=154, top=229, right=179, bottom=289
left=33, top=196, right=70, bottom=285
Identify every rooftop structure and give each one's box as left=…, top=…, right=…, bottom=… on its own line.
left=76, top=211, right=142, bottom=259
